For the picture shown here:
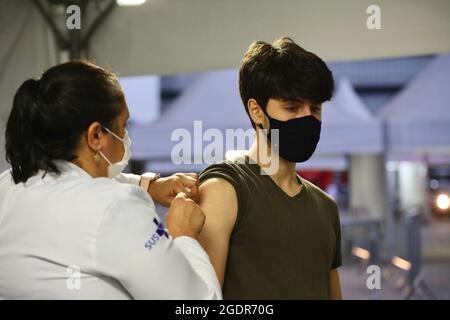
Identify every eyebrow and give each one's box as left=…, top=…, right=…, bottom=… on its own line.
left=281, top=100, right=301, bottom=107
left=282, top=101, right=308, bottom=108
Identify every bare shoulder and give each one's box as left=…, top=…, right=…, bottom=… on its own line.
left=198, top=177, right=238, bottom=227
left=199, top=177, right=237, bottom=199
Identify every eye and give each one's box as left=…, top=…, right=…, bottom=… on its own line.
left=312, top=106, right=322, bottom=113
left=286, top=106, right=298, bottom=113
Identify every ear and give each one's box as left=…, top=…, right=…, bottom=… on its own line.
left=86, top=121, right=105, bottom=152
left=247, top=99, right=265, bottom=128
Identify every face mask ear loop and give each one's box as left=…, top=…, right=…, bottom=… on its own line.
left=102, top=126, right=124, bottom=142
left=98, top=150, right=113, bottom=166
left=257, top=104, right=272, bottom=140
left=98, top=127, right=123, bottom=167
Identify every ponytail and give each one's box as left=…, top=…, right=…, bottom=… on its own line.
left=5, top=79, right=60, bottom=183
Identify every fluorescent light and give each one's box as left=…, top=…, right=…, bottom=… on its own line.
left=391, top=256, right=411, bottom=271
left=351, top=246, right=371, bottom=261
left=117, top=0, right=146, bottom=6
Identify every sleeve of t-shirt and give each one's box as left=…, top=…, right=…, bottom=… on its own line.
left=94, top=189, right=222, bottom=300
left=331, top=202, right=343, bottom=269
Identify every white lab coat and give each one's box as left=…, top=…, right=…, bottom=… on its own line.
left=0, top=161, right=221, bottom=300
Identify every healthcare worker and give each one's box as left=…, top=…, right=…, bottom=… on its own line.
left=0, top=60, right=221, bottom=299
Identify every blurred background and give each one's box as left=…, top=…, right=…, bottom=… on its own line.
left=1, top=0, right=450, bottom=299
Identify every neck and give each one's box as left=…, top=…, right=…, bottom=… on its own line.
left=248, top=132, right=299, bottom=187
left=71, top=147, right=107, bottom=178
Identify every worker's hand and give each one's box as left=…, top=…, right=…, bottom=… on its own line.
left=148, top=173, right=199, bottom=207
left=165, top=192, right=206, bottom=240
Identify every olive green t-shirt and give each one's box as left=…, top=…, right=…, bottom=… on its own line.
left=199, top=156, right=342, bottom=300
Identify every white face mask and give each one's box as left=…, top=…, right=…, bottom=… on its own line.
left=98, top=127, right=132, bottom=178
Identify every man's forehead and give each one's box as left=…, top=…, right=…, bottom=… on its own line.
left=276, top=98, right=318, bottom=106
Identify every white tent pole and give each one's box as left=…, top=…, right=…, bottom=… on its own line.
left=349, top=154, right=392, bottom=258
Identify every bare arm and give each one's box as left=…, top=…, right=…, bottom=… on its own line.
left=197, top=178, right=238, bottom=287
left=330, top=268, right=343, bottom=299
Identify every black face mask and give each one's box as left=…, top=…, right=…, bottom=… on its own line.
left=258, top=109, right=321, bottom=163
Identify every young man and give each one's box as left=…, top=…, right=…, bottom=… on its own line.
left=197, top=38, right=342, bottom=299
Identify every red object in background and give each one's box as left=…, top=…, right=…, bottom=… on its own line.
left=298, top=170, right=348, bottom=191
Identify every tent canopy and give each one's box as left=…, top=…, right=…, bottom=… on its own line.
left=378, top=54, right=450, bottom=154
left=319, top=78, right=383, bottom=155
left=130, top=69, right=250, bottom=160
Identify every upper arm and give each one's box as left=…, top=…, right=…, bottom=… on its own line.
left=197, top=177, right=238, bottom=287
left=329, top=268, right=342, bottom=300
